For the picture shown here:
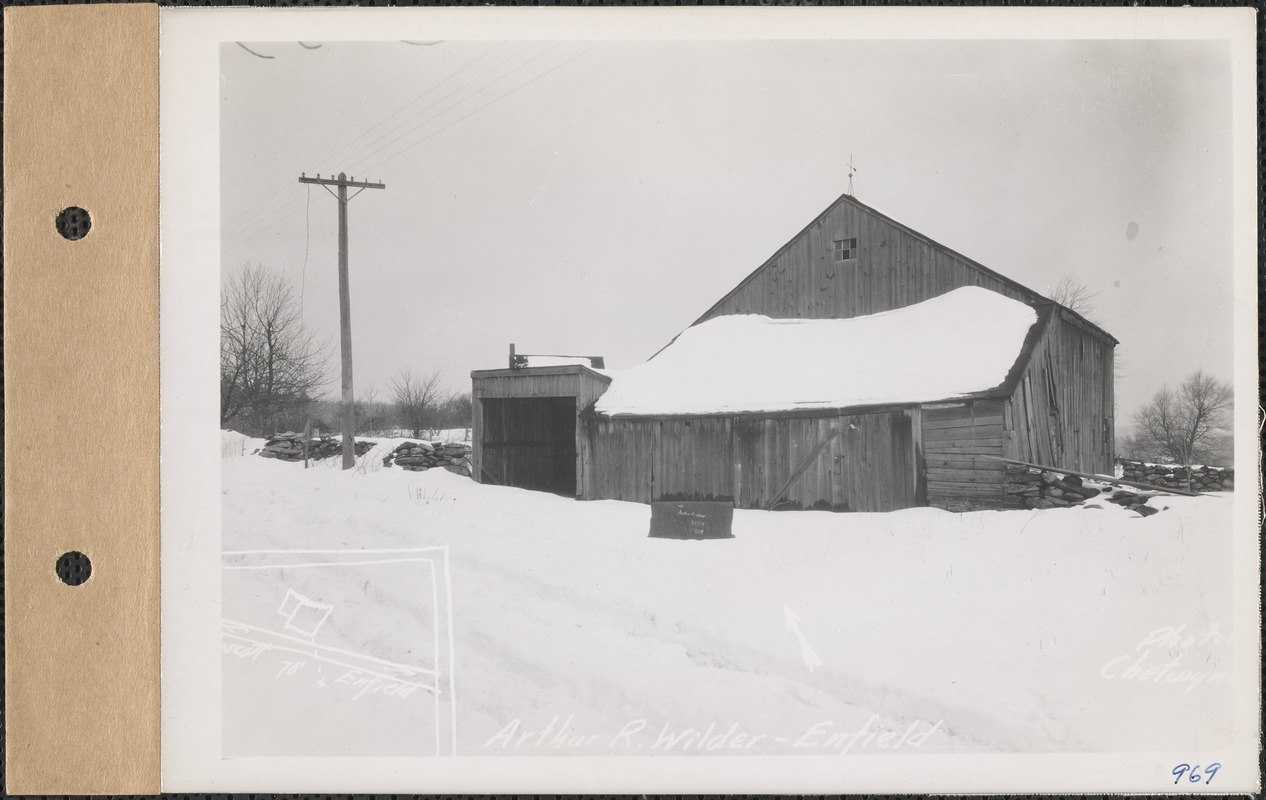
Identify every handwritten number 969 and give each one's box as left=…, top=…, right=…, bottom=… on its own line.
left=1173, top=763, right=1221, bottom=785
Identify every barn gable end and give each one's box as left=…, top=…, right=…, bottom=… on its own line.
left=693, top=192, right=1117, bottom=347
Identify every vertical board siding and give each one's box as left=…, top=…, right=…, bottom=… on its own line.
left=699, top=198, right=1034, bottom=324
left=653, top=418, right=734, bottom=501
left=1003, top=312, right=1115, bottom=474
left=586, top=409, right=918, bottom=512
left=585, top=417, right=656, bottom=503
left=921, top=400, right=1006, bottom=511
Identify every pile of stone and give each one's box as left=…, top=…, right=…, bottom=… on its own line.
left=1003, top=464, right=1160, bottom=517
left=383, top=441, right=473, bottom=476
left=258, top=432, right=376, bottom=462
left=1117, top=459, right=1233, bottom=492
left=1099, top=488, right=1162, bottom=517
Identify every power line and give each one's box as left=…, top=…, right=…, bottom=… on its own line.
left=224, top=44, right=502, bottom=233
left=222, top=203, right=306, bottom=258
left=359, top=43, right=602, bottom=177
left=314, top=43, right=508, bottom=179
left=223, top=43, right=601, bottom=258
left=346, top=43, right=564, bottom=174
left=223, top=44, right=535, bottom=243
left=337, top=43, right=545, bottom=176
left=223, top=193, right=309, bottom=253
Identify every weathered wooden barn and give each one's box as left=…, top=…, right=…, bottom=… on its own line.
left=472, top=192, right=1116, bottom=512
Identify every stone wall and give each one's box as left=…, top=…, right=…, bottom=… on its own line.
left=259, top=432, right=376, bottom=461
left=384, top=441, right=473, bottom=476
left=1003, top=464, right=1161, bottom=516
left=1116, top=459, right=1234, bottom=492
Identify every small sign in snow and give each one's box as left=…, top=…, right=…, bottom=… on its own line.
left=649, top=501, right=734, bottom=540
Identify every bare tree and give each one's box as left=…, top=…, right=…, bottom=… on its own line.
left=439, top=392, right=474, bottom=431
left=354, top=385, right=392, bottom=437
left=1048, top=272, right=1127, bottom=404
left=1130, top=370, right=1233, bottom=465
left=220, top=264, right=331, bottom=435
left=390, top=368, right=448, bottom=439
left=1048, top=273, right=1101, bottom=323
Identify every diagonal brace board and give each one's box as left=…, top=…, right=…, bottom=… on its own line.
left=767, top=428, right=840, bottom=509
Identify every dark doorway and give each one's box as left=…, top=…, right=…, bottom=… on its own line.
left=480, top=397, right=577, bottom=496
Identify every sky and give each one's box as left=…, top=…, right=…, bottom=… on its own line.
left=220, top=37, right=1234, bottom=424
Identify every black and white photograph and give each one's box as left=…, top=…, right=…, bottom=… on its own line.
left=160, top=7, right=1259, bottom=793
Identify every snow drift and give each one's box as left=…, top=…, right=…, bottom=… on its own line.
left=222, top=452, right=1235, bottom=756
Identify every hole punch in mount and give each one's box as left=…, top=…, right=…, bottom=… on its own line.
left=55, top=551, right=92, bottom=586
left=55, top=206, right=91, bottom=240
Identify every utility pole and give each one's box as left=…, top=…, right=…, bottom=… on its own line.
left=297, top=171, right=386, bottom=469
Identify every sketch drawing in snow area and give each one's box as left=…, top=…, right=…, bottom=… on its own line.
left=221, top=548, right=456, bottom=757
left=277, top=588, right=335, bottom=637
left=197, top=27, right=1253, bottom=791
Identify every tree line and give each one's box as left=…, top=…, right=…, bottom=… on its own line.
left=220, top=265, right=472, bottom=438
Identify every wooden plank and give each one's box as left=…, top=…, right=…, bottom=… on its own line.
left=922, top=405, right=969, bottom=420
left=923, top=420, right=1004, bottom=434
left=926, top=472, right=1004, bottom=485
left=924, top=418, right=998, bottom=433
left=926, top=485, right=1005, bottom=498
left=923, top=455, right=1002, bottom=468
left=926, top=480, right=1005, bottom=490
left=927, top=490, right=1005, bottom=500
left=925, top=468, right=1006, bottom=482
left=925, top=427, right=1004, bottom=439
left=923, top=437, right=1006, bottom=449
left=923, top=426, right=1004, bottom=441
left=922, top=415, right=1004, bottom=430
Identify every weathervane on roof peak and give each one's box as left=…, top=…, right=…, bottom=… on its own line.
left=847, top=153, right=859, bottom=197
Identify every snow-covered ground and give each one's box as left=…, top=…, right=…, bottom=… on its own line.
left=221, top=444, right=1235, bottom=757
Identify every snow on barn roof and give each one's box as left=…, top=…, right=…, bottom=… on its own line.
left=594, top=286, right=1040, bottom=417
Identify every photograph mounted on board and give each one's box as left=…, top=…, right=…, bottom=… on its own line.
left=157, top=8, right=1260, bottom=791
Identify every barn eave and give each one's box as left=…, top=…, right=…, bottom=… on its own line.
left=471, top=364, right=613, bottom=384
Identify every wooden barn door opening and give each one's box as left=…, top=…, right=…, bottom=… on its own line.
left=480, top=397, right=577, bottom=496
left=831, top=410, right=919, bottom=512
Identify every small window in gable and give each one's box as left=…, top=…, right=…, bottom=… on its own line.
left=833, top=237, right=858, bottom=262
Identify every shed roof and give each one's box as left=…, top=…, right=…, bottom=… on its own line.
left=593, top=286, right=1040, bottom=417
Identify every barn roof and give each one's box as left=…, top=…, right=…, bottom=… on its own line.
left=593, top=286, right=1041, bottom=417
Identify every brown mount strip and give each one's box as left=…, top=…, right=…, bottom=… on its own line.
left=3, top=4, right=161, bottom=793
